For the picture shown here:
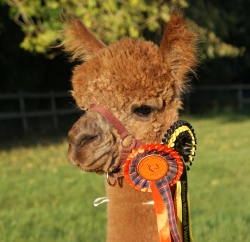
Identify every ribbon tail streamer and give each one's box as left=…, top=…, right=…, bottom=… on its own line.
left=150, top=181, right=172, bottom=242
left=151, top=180, right=182, bottom=242
left=180, top=166, right=193, bottom=242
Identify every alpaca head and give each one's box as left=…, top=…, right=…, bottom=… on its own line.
left=62, top=14, right=198, bottom=174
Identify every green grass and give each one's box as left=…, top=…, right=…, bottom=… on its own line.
left=1, top=112, right=250, bottom=242
left=188, top=112, right=250, bottom=242
left=0, top=136, right=107, bottom=242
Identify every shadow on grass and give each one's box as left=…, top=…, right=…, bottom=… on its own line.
left=0, top=131, right=68, bottom=151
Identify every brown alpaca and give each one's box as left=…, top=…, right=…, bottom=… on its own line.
left=62, top=14, right=198, bottom=242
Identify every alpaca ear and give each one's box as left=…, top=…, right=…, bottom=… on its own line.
left=61, top=18, right=106, bottom=62
left=160, top=14, right=198, bottom=95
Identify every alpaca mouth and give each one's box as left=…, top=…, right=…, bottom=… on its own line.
left=68, top=135, right=120, bottom=173
left=83, top=160, right=98, bottom=167
left=68, top=104, right=143, bottom=174
left=90, top=104, right=144, bottom=175
left=77, top=154, right=119, bottom=173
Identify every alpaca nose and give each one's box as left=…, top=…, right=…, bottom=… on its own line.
left=68, top=126, right=99, bottom=147
left=68, top=111, right=102, bottom=148
left=68, top=120, right=100, bottom=166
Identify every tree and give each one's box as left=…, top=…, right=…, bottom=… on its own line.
left=1, top=0, right=250, bottom=93
left=3, top=0, right=247, bottom=62
left=3, top=0, right=173, bottom=54
left=0, top=1, right=72, bottom=92
left=184, top=0, right=250, bottom=84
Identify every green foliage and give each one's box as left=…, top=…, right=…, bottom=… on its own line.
left=184, top=1, right=247, bottom=59
left=183, top=0, right=250, bottom=84
left=1, top=0, right=250, bottom=92
left=0, top=3, right=73, bottom=92
left=3, top=0, right=247, bottom=61
left=1, top=114, right=250, bottom=241
left=3, top=0, right=172, bottom=53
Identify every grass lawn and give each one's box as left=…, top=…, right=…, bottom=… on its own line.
left=1, top=112, right=250, bottom=242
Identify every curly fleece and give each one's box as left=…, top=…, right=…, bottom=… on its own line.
left=62, top=15, right=198, bottom=115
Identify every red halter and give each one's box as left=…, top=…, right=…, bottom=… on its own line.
left=90, top=104, right=144, bottom=180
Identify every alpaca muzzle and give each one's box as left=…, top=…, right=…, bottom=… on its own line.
left=90, top=104, right=144, bottom=184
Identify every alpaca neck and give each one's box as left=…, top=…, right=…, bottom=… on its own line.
left=105, top=179, right=159, bottom=242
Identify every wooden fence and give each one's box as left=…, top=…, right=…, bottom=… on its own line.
left=196, top=84, right=250, bottom=110
left=0, top=91, right=81, bottom=133
left=0, top=85, right=249, bottom=133
left=183, top=84, right=250, bottom=113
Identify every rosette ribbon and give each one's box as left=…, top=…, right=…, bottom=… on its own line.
left=123, top=120, right=196, bottom=242
left=123, top=144, right=184, bottom=242
left=161, top=120, right=197, bottom=242
left=161, top=120, right=196, bottom=170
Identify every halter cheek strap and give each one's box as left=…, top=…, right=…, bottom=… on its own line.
left=90, top=104, right=127, bottom=137
left=90, top=104, right=144, bottom=177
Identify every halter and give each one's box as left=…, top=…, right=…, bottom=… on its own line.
left=90, top=104, right=144, bottom=185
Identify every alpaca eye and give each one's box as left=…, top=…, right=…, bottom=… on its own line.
left=134, top=105, right=154, bottom=116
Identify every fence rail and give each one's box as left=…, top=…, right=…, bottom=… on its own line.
left=0, top=85, right=249, bottom=133
left=195, top=84, right=250, bottom=111
left=0, top=91, right=81, bottom=133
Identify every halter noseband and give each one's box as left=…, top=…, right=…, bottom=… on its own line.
left=90, top=104, right=144, bottom=184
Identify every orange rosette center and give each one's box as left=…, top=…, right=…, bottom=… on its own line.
left=137, top=155, right=169, bottom=181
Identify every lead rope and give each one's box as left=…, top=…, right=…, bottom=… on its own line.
left=93, top=197, right=109, bottom=207
left=93, top=197, right=154, bottom=207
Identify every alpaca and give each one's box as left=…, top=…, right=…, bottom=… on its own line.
left=62, top=14, right=198, bottom=242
